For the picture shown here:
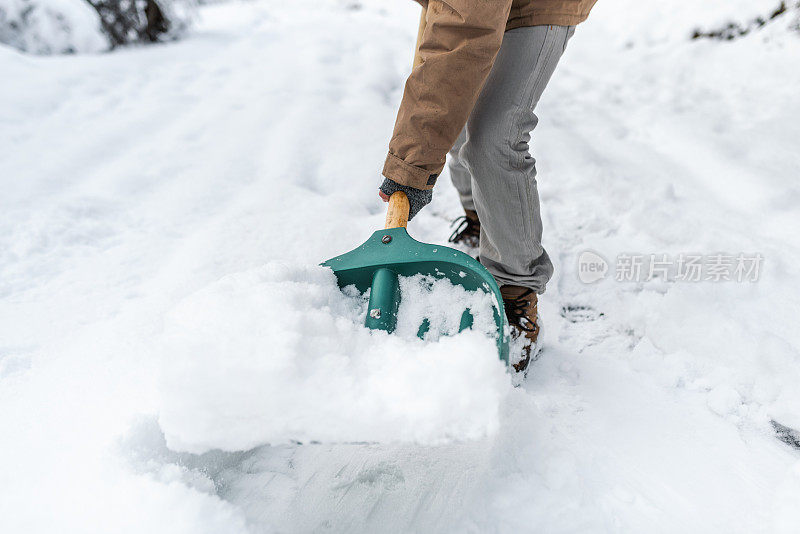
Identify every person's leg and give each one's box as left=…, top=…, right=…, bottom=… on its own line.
left=446, top=128, right=481, bottom=248
left=459, top=25, right=574, bottom=293
left=447, top=128, right=475, bottom=212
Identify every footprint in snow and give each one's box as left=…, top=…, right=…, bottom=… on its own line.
left=560, top=304, right=604, bottom=323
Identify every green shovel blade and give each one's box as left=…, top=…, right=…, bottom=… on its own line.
left=322, top=226, right=509, bottom=363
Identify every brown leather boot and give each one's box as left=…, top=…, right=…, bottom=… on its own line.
left=448, top=209, right=480, bottom=248
left=500, top=285, right=541, bottom=374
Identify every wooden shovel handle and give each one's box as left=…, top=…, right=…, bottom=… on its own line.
left=385, top=192, right=410, bottom=229
left=381, top=9, right=424, bottom=231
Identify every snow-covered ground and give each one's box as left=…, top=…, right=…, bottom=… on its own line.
left=1, top=0, right=800, bottom=532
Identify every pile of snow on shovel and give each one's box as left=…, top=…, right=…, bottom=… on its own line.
left=158, top=263, right=511, bottom=454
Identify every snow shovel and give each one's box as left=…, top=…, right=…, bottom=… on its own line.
left=322, top=191, right=509, bottom=363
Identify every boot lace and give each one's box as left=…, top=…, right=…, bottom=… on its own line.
left=503, top=289, right=538, bottom=332
left=448, top=216, right=480, bottom=244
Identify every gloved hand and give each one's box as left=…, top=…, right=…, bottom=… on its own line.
left=378, top=178, right=433, bottom=221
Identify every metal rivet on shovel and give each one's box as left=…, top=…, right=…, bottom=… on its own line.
left=382, top=235, right=392, bottom=244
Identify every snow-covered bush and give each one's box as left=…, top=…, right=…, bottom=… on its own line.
left=691, top=1, right=800, bottom=40
left=791, top=4, right=800, bottom=31
left=0, top=0, right=195, bottom=53
left=0, top=0, right=107, bottom=53
left=86, top=0, right=195, bottom=47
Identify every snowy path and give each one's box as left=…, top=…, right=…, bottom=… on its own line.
left=2, top=0, right=800, bottom=532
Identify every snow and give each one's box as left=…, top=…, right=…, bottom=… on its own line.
left=0, top=0, right=197, bottom=54
left=1, top=0, right=800, bottom=532
left=395, top=273, right=499, bottom=340
left=159, top=265, right=509, bottom=452
left=589, top=0, right=797, bottom=46
left=0, top=0, right=107, bottom=53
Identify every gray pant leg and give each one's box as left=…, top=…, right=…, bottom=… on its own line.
left=459, top=25, right=574, bottom=293
left=447, top=128, right=474, bottom=212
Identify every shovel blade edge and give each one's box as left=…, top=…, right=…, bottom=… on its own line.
left=322, top=227, right=509, bottom=363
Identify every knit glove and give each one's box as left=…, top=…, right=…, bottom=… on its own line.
left=379, top=178, right=433, bottom=221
